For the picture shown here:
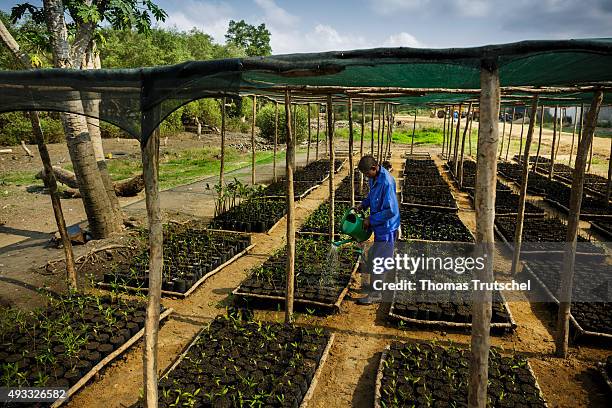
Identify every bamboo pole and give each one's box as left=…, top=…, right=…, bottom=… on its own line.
left=458, top=103, right=472, bottom=188
left=220, top=98, right=226, bottom=189
left=371, top=102, right=375, bottom=155
left=505, top=107, right=515, bottom=161
left=273, top=101, right=279, bottom=182
left=251, top=95, right=257, bottom=185
left=499, top=108, right=506, bottom=159
left=555, top=90, right=603, bottom=358
left=453, top=104, right=462, bottom=175
left=284, top=90, right=296, bottom=324
left=442, top=106, right=448, bottom=157
left=468, top=59, right=500, bottom=408
left=348, top=98, right=355, bottom=207
left=549, top=106, right=558, bottom=179
left=511, top=96, right=539, bottom=276
left=327, top=95, right=336, bottom=241
left=532, top=106, right=545, bottom=172
left=141, top=109, right=162, bottom=408
left=316, top=103, right=320, bottom=160
left=569, top=106, right=578, bottom=166
left=410, top=109, right=417, bottom=154
left=306, top=103, right=312, bottom=164
left=517, top=108, right=526, bottom=163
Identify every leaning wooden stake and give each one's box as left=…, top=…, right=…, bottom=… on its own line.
left=442, top=106, right=448, bottom=157
left=284, top=90, right=296, bottom=324
left=453, top=104, right=462, bottom=175
left=448, top=106, right=455, bottom=159
left=327, top=95, right=336, bottom=240
left=555, top=90, right=603, bottom=358
left=371, top=102, right=375, bottom=155
left=556, top=108, right=564, bottom=160
left=517, top=108, right=526, bottom=162
left=468, top=110, right=474, bottom=156
left=377, top=104, right=383, bottom=161
left=360, top=101, right=365, bottom=192
left=499, top=108, right=506, bottom=159
left=606, top=135, right=612, bottom=206
left=386, top=105, right=394, bottom=159
left=458, top=103, right=473, bottom=188
left=251, top=95, right=257, bottom=185
left=348, top=98, right=355, bottom=207
left=141, top=110, right=163, bottom=408
left=316, top=103, right=320, bottom=160
left=511, top=96, right=539, bottom=276
left=588, top=134, right=594, bottom=172
left=505, top=107, right=515, bottom=161
left=307, top=103, right=312, bottom=164
left=219, top=97, right=226, bottom=189
left=569, top=106, right=578, bottom=166
left=549, top=106, right=558, bottom=179
left=273, top=101, right=279, bottom=182
left=469, top=59, right=500, bottom=408
left=532, top=106, right=545, bottom=172
left=410, top=109, right=417, bottom=154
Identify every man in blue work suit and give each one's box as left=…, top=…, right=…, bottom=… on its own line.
left=354, top=155, right=400, bottom=304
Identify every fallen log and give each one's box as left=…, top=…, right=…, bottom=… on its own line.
left=37, top=166, right=144, bottom=197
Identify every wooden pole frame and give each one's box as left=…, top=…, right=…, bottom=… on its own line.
left=273, top=101, right=279, bottom=182
left=517, top=108, right=526, bottom=163
left=556, top=107, right=564, bottom=160
left=316, top=103, right=320, bottom=160
left=348, top=98, right=355, bottom=207
left=141, top=106, right=163, bottom=408
left=327, top=95, right=336, bottom=241
left=360, top=101, right=365, bottom=192
left=505, top=106, right=515, bottom=161
left=306, top=103, right=312, bottom=164
left=468, top=59, right=500, bottom=408
left=410, top=109, right=417, bottom=154
left=458, top=103, right=473, bottom=187
left=555, top=90, right=603, bottom=358
left=499, top=107, right=506, bottom=159
left=371, top=102, right=375, bottom=155
left=569, top=106, right=578, bottom=166
left=532, top=106, right=545, bottom=172
left=448, top=106, right=455, bottom=159
left=511, top=96, right=539, bottom=276
left=606, top=134, right=612, bottom=206
left=219, top=97, right=226, bottom=189
left=468, top=112, right=474, bottom=157
left=284, top=89, right=296, bottom=324
left=442, top=106, right=448, bottom=158
left=251, top=95, right=257, bottom=185
left=549, top=106, right=558, bottom=179
left=453, top=104, right=462, bottom=175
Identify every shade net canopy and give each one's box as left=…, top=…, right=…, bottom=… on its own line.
left=0, top=38, right=611, bottom=145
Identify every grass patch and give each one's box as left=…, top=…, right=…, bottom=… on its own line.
left=0, top=170, right=40, bottom=186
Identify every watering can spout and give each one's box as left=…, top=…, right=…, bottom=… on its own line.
left=332, top=238, right=353, bottom=247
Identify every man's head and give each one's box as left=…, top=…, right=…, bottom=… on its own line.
left=358, top=155, right=379, bottom=179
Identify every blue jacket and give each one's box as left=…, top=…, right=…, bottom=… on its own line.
left=361, top=166, right=400, bottom=236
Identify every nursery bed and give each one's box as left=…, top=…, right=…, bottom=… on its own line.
left=210, top=198, right=287, bottom=233
left=398, top=206, right=473, bottom=242
left=590, top=220, right=612, bottom=240
left=374, top=342, right=547, bottom=408
left=148, top=316, right=335, bottom=408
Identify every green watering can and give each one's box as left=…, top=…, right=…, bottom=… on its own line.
left=333, top=209, right=372, bottom=247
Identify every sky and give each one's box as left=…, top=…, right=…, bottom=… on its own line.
left=1, top=0, right=612, bottom=54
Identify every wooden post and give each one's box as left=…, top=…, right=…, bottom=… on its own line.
left=505, top=107, right=515, bottom=161
left=385, top=105, right=392, bottom=159
left=606, top=135, right=612, bottom=206
left=511, top=96, right=539, bottom=276
left=468, top=59, right=500, bottom=408
left=448, top=106, right=455, bottom=159
left=532, top=106, right=545, bottom=172
left=453, top=104, right=462, bottom=176
left=468, top=109, right=474, bottom=157
left=360, top=101, right=365, bottom=192
left=555, top=90, right=603, bottom=358
left=141, top=108, right=163, bottom=408
left=517, top=108, right=526, bottom=163
left=569, top=106, right=578, bottom=166
left=324, top=104, right=329, bottom=157
left=348, top=98, right=355, bottom=207
left=410, top=109, right=417, bottom=154
left=499, top=107, right=506, bottom=159
left=273, top=101, right=278, bottom=182
left=306, top=103, right=312, bottom=164
left=284, top=90, right=296, bottom=324
left=316, top=103, right=320, bottom=160
left=251, top=95, right=257, bottom=185
left=30, top=112, right=77, bottom=289
left=327, top=95, right=335, bottom=241
left=588, top=133, right=594, bottom=172
left=442, top=106, right=448, bottom=158
left=556, top=108, right=564, bottom=159
left=220, top=98, right=226, bottom=189
left=458, top=103, right=473, bottom=188
left=377, top=104, right=383, bottom=161
left=549, top=106, right=558, bottom=179
left=371, top=102, right=375, bottom=155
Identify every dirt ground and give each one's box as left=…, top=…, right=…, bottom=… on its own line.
left=0, top=126, right=611, bottom=407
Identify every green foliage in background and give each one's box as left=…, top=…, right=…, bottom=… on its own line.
left=256, top=103, right=315, bottom=143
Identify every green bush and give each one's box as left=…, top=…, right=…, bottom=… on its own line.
left=100, top=121, right=131, bottom=139
left=0, top=112, right=64, bottom=145
left=256, top=103, right=311, bottom=143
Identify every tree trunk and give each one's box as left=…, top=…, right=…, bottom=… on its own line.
left=284, top=90, right=296, bottom=324
left=518, top=109, right=526, bottom=162
left=458, top=103, right=472, bottom=188
left=511, top=97, right=539, bottom=275
left=468, top=60, right=500, bottom=408
left=505, top=107, right=515, bottom=161
left=273, top=102, right=278, bottom=182
left=348, top=98, right=355, bottom=207
left=141, top=111, right=162, bottom=408
left=555, top=90, right=603, bottom=358
left=251, top=95, right=257, bottom=185
left=327, top=95, right=335, bottom=241
left=550, top=106, right=558, bottom=179
left=532, top=106, right=545, bottom=172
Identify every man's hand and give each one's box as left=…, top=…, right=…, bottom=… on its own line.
left=363, top=217, right=371, bottom=230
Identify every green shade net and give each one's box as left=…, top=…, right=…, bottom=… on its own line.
left=0, top=38, right=611, bottom=145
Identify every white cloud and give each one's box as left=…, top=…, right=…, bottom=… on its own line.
left=456, top=0, right=492, bottom=17
left=371, top=0, right=431, bottom=15
left=384, top=32, right=421, bottom=47
left=253, top=0, right=299, bottom=27
left=162, top=1, right=233, bottom=42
